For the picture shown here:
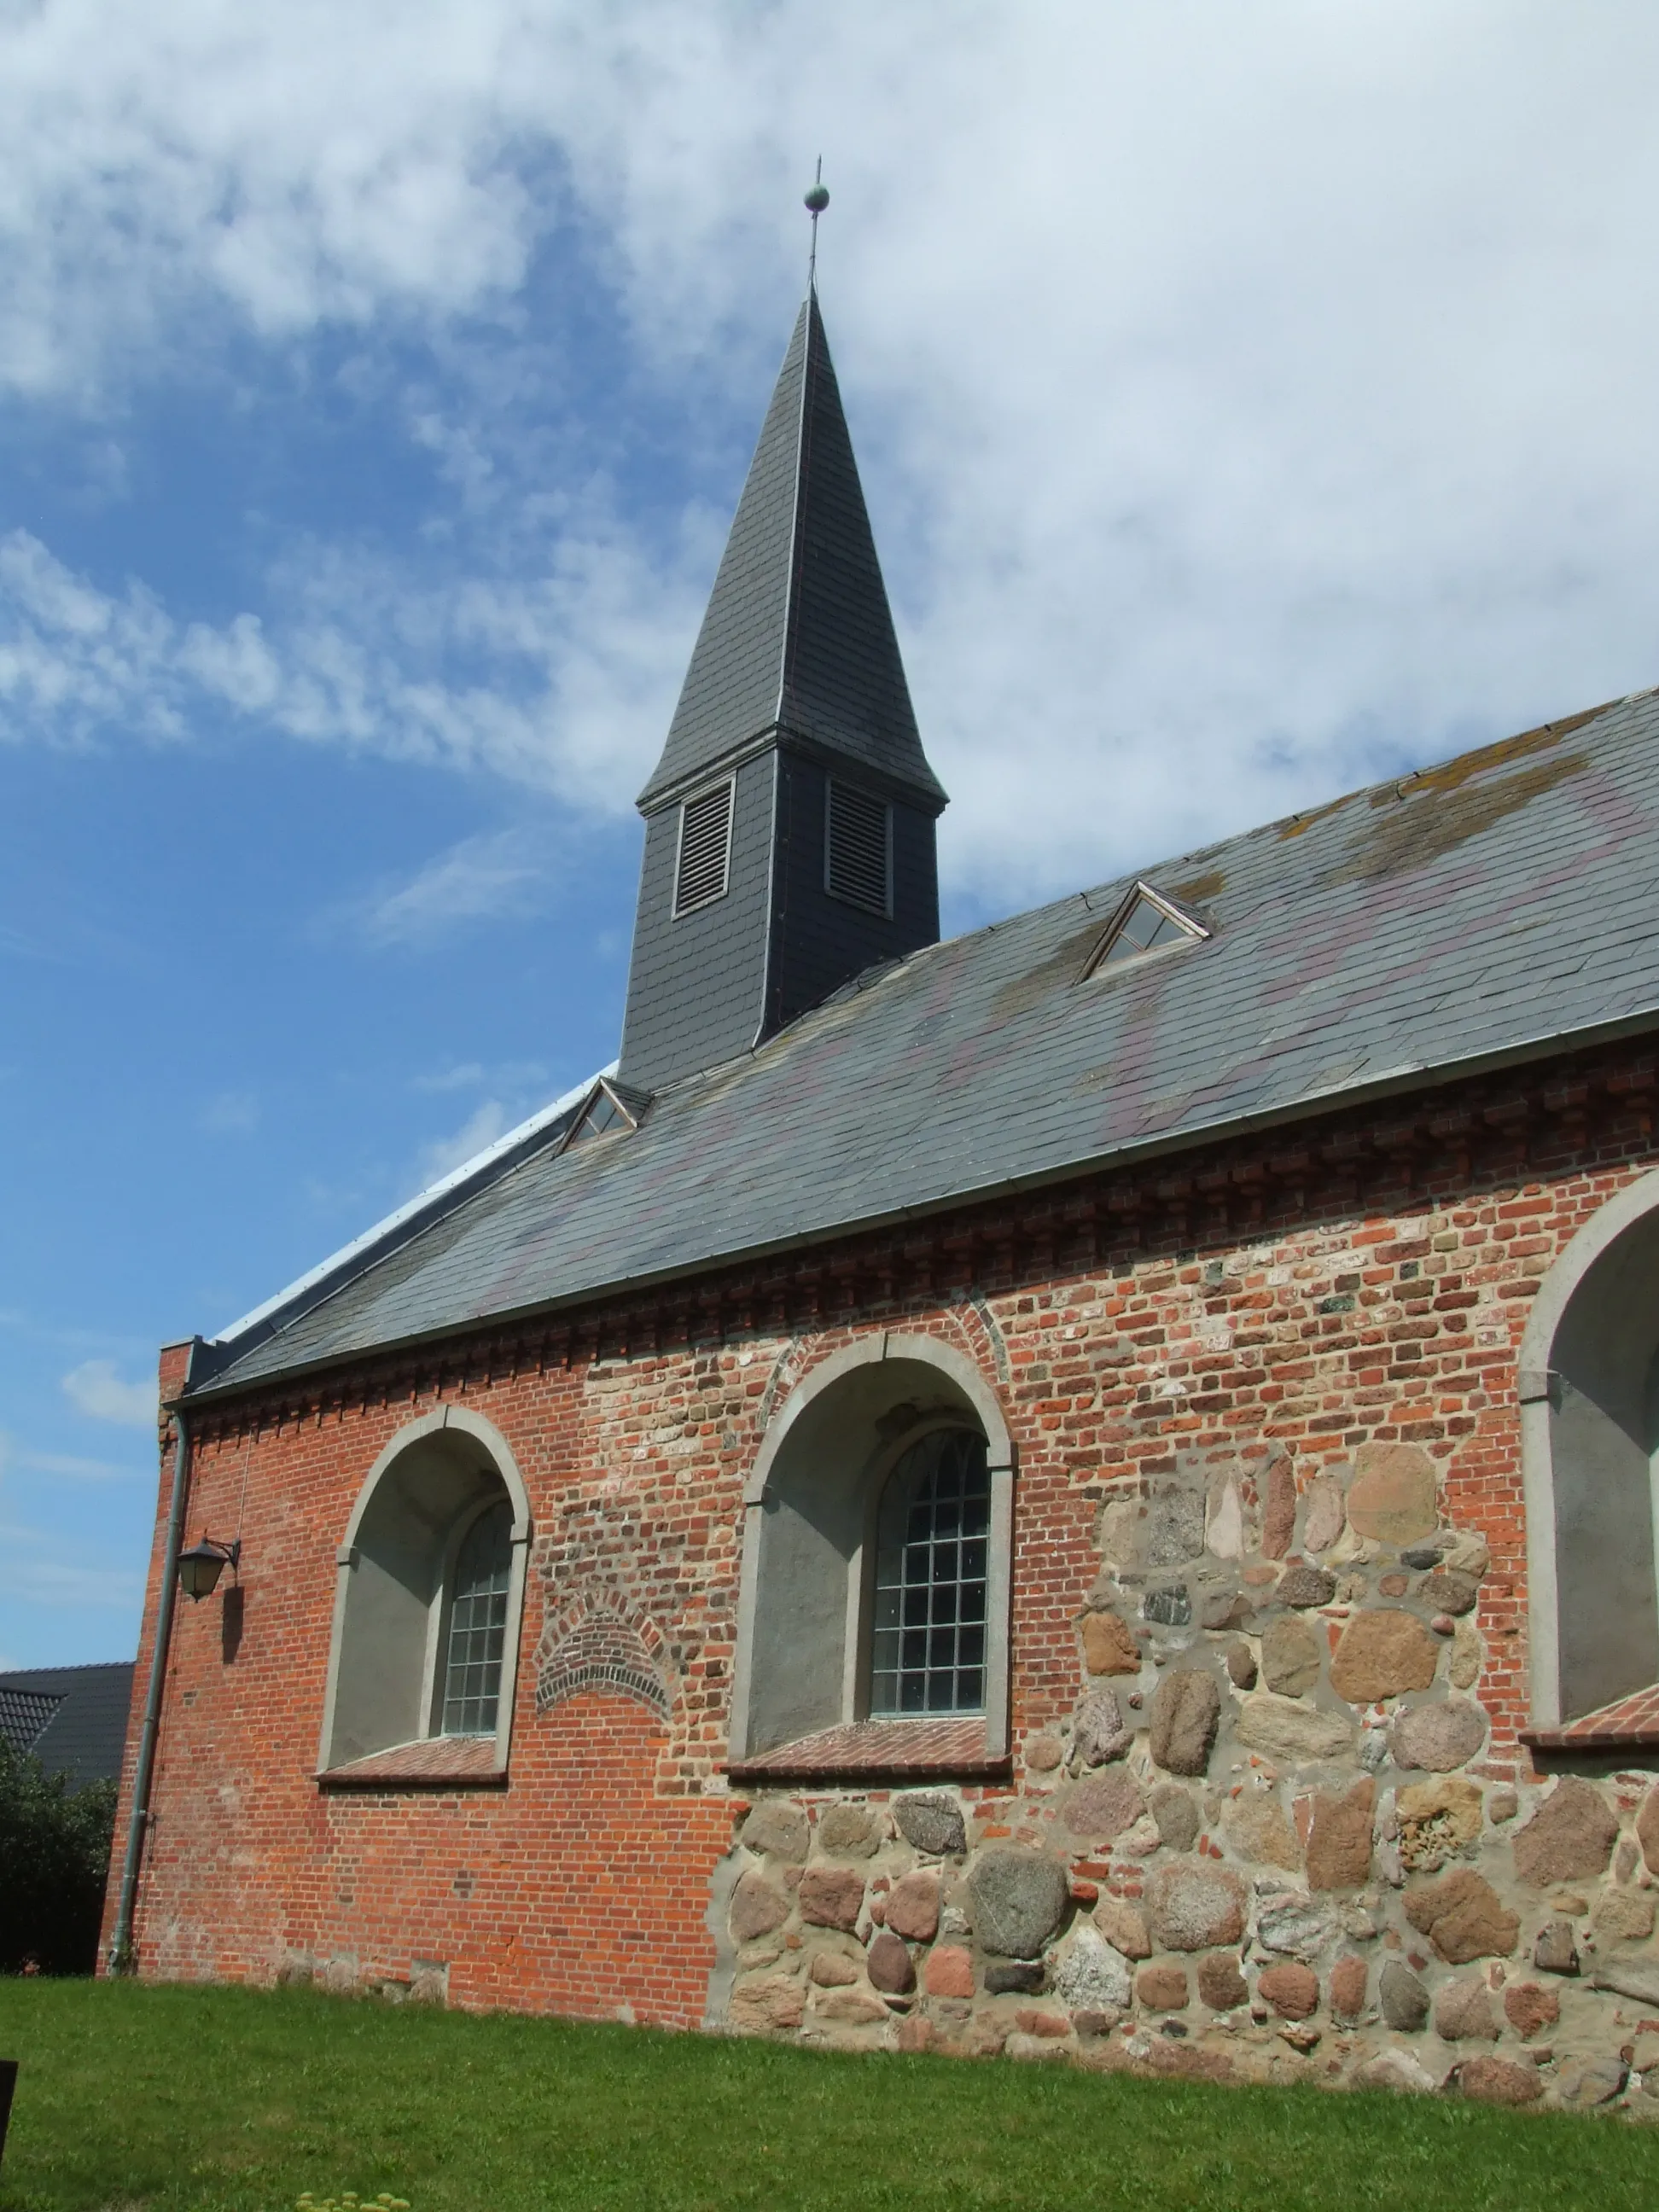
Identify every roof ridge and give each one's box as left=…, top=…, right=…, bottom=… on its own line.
left=0, top=1662, right=131, bottom=1679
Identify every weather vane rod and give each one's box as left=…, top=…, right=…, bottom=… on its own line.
left=805, top=158, right=829, bottom=289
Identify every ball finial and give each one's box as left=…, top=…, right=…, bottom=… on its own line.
left=805, top=182, right=830, bottom=215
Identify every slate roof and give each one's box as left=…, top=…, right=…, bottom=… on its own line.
left=0, top=1665, right=134, bottom=1784
left=191, top=686, right=1659, bottom=1400
left=636, top=291, right=946, bottom=814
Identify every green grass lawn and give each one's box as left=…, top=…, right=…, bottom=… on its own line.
left=0, top=1979, right=1653, bottom=2212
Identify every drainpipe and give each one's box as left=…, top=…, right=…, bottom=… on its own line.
left=108, top=1398, right=193, bottom=1975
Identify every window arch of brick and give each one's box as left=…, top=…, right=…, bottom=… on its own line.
left=317, top=1405, right=532, bottom=1779
left=727, top=1333, right=1016, bottom=1767
left=1521, top=1167, right=1659, bottom=1730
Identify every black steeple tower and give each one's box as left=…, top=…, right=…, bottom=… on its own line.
left=618, top=292, right=947, bottom=1093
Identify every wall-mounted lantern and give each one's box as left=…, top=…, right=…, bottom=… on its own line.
left=177, top=1535, right=241, bottom=1602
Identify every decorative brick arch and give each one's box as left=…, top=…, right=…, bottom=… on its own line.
left=535, top=1588, right=671, bottom=1720
left=953, top=1289, right=1011, bottom=1388
left=755, top=1330, right=824, bottom=1435
left=745, top=1326, right=1015, bottom=1507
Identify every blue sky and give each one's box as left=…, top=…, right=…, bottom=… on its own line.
left=5, top=1, right=1659, bottom=1668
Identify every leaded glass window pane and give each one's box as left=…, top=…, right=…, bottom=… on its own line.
left=870, top=1429, right=990, bottom=1717
left=441, top=1499, right=512, bottom=1737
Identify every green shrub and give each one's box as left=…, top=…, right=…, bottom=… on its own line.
left=0, top=1736, right=118, bottom=1975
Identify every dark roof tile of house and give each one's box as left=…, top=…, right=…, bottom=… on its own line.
left=0, top=1664, right=134, bottom=1785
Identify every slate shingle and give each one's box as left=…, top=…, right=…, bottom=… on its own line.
left=195, top=691, right=1659, bottom=1398
left=636, top=294, right=946, bottom=813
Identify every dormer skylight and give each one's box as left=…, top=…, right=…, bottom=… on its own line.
left=1083, top=883, right=1207, bottom=980
left=561, top=1078, right=648, bottom=1153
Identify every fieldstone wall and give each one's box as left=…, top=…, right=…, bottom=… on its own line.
left=718, top=1448, right=1659, bottom=2110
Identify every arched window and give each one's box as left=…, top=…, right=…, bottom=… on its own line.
left=1521, top=1169, right=1659, bottom=1738
left=729, top=1335, right=1016, bottom=1776
left=870, top=1429, right=989, bottom=1715
left=439, top=1500, right=513, bottom=1737
left=318, top=1408, right=530, bottom=1781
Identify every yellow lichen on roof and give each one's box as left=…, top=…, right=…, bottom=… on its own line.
left=1391, top=698, right=1619, bottom=801
left=1276, top=697, right=1621, bottom=840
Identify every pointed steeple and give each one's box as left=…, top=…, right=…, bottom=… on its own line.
left=637, top=294, right=946, bottom=813
left=619, top=290, right=946, bottom=1095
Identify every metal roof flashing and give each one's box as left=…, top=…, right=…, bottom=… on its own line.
left=181, top=1066, right=614, bottom=1395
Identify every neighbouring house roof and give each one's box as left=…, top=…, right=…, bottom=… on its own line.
left=189, top=687, right=1659, bottom=1402
left=0, top=1687, right=62, bottom=1757
left=635, top=290, right=946, bottom=816
left=0, top=1664, right=135, bottom=1785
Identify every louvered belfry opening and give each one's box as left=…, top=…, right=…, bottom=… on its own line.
left=618, top=288, right=947, bottom=1094
left=825, top=779, right=892, bottom=916
left=673, top=781, right=734, bottom=915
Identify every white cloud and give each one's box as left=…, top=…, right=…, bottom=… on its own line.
left=0, top=522, right=705, bottom=816
left=61, top=1358, right=156, bottom=1427
left=412, top=1062, right=487, bottom=1092
left=0, top=1429, right=138, bottom=1481
left=0, top=530, right=185, bottom=742
left=26, top=1447, right=135, bottom=1481
left=414, top=1099, right=510, bottom=1191
left=360, top=830, right=548, bottom=947
left=198, top=1089, right=259, bottom=1134
left=5, top=3, right=1659, bottom=902
left=0, top=1552, right=144, bottom=1610
left=412, top=1058, right=549, bottom=1092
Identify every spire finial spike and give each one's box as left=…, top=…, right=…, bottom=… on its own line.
left=804, top=158, right=829, bottom=290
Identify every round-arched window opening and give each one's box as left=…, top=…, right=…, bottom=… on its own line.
left=317, top=1406, right=531, bottom=1777
left=870, top=1429, right=989, bottom=1717
left=440, top=1499, right=513, bottom=1738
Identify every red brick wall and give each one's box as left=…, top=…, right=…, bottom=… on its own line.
left=104, top=1038, right=1658, bottom=2012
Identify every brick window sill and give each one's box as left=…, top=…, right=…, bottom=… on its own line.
left=726, top=1715, right=1009, bottom=1785
left=317, top=1736, right=507, bottom=1790
left=1522, top=1683, right=1659, bottom=1755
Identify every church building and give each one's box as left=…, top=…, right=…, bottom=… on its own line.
left=106, top=281, right=1659, bottom=2108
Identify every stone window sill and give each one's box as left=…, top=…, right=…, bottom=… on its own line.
left=317, top=1735, right=507, bottom=1790
left=1522, top=1683, right=1659, bottom=1755
left=726, top=1715, right=1008, bottom=1784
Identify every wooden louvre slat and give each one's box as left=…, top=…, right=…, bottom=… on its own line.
left=826, top=779, right=890, bottom=913
left=675, top=782, right=733, bottom=912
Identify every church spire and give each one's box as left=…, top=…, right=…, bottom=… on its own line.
left=636, top=291, right=946, bottom=814
left=619, top=283, right=946, bottom=1095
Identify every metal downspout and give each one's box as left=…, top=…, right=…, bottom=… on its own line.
left=108, top=1400, right=192, bottom=1974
